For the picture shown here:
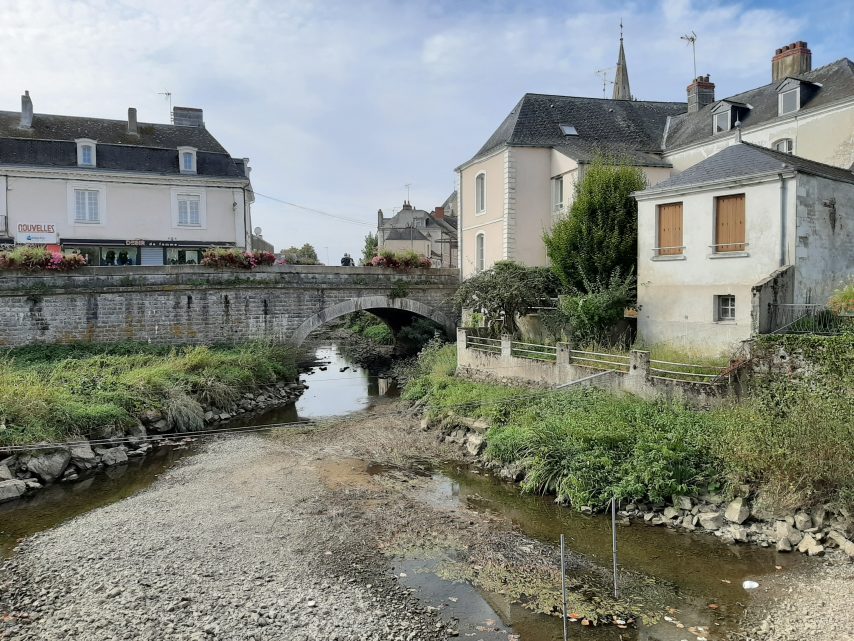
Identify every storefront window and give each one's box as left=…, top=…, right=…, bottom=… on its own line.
left=64, top=246, right=99, bottom=267
left=166, top=248, right=203, bottom=265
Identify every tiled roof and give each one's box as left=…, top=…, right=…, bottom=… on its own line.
left=637, top=142, right=854, bottom=194
left=462, top=93, right=685, bottom=167
left=664, top=59, right=854, bottom=150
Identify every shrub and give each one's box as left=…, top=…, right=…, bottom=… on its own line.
left=363, top=323, right=394, bottom=344
left=369, top=249, right=431, bottom=270
left=0, top=246, right=89, bottom=272
left=200, top=248, right=276, bottom=269
left=829, top=278, right=854, bottom=315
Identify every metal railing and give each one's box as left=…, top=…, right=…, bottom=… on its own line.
left=466, top=335, right=502, bottom=354
left=709, top=242, right=749, bottom=253
left=569, top=349, right=630, bottom=373
left=768, top=304, right=850, bottom=335
left=511, top=341, right=557, bottom=362
left=649, top=359, right=725, bottom=384
left=652, top=245, right=685, bottom=257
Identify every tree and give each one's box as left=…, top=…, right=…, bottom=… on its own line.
left=544, top=156, right=646, bottom=293
left=454, top=261, right=560, bottom=336
left=361, top=233, right=378, bottom=265
left=279, top=244, right=320, bottom=265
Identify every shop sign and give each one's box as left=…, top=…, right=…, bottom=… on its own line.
left=16, top=223, right=58, bottom=244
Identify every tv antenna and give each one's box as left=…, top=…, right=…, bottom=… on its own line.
left=595, top=67, right=615, bottom=98
left=404, top=183, right=412, bottom=202
left=157, top=90, right=173, bottom=121
left=681, top=32, right=698, bottom=79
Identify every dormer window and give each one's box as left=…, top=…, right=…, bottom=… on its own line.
left=779, top=89, right=799, bottom=115
left=75, top=138, right=97, bottom=167
left=712, top=101, right=751, bottom=135
left=776, top=78, right=819, bottom=117
left=178, top=146, right=197, bottom=174
left=774, top=138, right=794, bottom=154
left=714, top=111, right=730, bottom=133
left=559, top=124, right=578, bottom=136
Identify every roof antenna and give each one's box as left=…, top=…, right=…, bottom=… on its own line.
left=681, top=32, right=698, bottom=80
left=595, top=67, right=615, bottom=98
left=404, top=183, right=412, bottom=203
left=157, top=90, right=173, bottom=122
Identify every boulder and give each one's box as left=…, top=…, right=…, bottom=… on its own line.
left=673, top=495, right=693, bottom=511
left=793, top=511, right=813, bottom=531
left=204, top=411, right=215, bottom=423
left=0, top=479, right=27, bottom=503
left=698, top=512, right=725, bottom=531
left=730, top=525, right=750, bottom=543
left=796, top=533, right=823, bottom=556
left=663, top=507, right=680, bottom=520
left=126, top=422, right=147, bottom=438
left=419, top=417, right=430, bottom=431
left=0, top=464, right=13, bottom=481
left=140, top=409, right=163, bottom=424
left=218, top=413, right=231, bottom=422
left=69, top=443, right=98, bottom=469
left=775, top=521, right=803, bottom=546
left=100, top=448, right=129, bottom=467
left=465, top=434, right=486, bottom=456
left=827, top=531, right=854, bottom=559
left=724, top=498, right=750, bottom=524
left=679, top=515, right=696, bottom=531
left=776, top=537, right=792, bottom=552
left=151, top=419, right=169, bottom=433
left=27, top=449, right=71, bottom=483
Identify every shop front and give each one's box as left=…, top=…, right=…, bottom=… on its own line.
left=60, top=239, right=236, bottom=267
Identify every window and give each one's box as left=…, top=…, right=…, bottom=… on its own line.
left=714, top=111, right=730, bottom=133
left=559, top=124, right=578, bottom=136
left=177, top=194, right=201, bottom=226
left=779, top=89, right=799, bottom=115
left=774, top=138, right=794, bottom=154
left=75, top=138, right=97, bottom=167
left=74, top=189, right=100, bottom=223
left=552, top=176, right=564, bottom=211
left=656, top=202, right=683, bottom=256
left=475, top=173, right=486, bottom=213
left=177, top=146, right=197, bottom=174
left=716, top=295, right=736, bottom=322
left=714, top=194, right=746, bottom=253
left=475, top=233, right=485, bottom=272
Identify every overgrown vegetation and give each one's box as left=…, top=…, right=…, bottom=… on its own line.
left=347, top=312, right=394, bottom=345
left=360, top=232, right=378, bottom=265
left=278, top=243, right=320, bottom=265
left=0, top=342, right=298, bottom=446
left=403, top=336, right=854, bottom=512
left=829, top=278, right=854, bottom=315
left=369, top=249, right=431, bottom=269
left=200, top=248, right=276, bottom=269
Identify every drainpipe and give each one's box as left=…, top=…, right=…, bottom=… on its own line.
left=1, top=175, right=7, bottom=237
left=778, top=173, right=787, bottom=267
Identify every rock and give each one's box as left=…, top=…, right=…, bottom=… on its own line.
left=0, top=464, right=13, bottom=481
left=419, top=417, right=430, bottom=431
left=673, top=495, right=693, bottom=511
left=100, top=448, right=129, bottom=467
left=127, top=422, right=147, bottom=438
left=25, top=479, right=43, bottom=489
left=775, top=521, right=803, bottom=546
left=465, top=434, right=486, bottom=456
left=663, top=507, right=680, bottom=520
left=793, top=511, right=813, bottom=531
left=69, top=443, right=98, bottom=469
left=27, top=448, right=71, bottom=483
left=724, top=497, right=750, bottom=524
left=580, top=506, right=593, bottom=515
left=679, top=515, right=696, bottom=531
left=0, top=479, right=26, bottom=503
left=776, top=537, right=792, bottom=552
left=204, top=411, right=215, bottom=423
left=730, top=525, right=750, bottom=543
left=151, top=419, right=169, bottom=433
left=797, top=533, right=823, bottom=556
left=219, top=413, right=231, bottom=422
left=811, top=505, right=828, bottom=530
left=827, top=531, right=854, bottom=559
left=698, top=512, right=725, bottom=530
left=140, top=409, right=163, bottom=424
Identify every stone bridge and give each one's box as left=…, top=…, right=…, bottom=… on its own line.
left=0, top=265, right=460, bottom=347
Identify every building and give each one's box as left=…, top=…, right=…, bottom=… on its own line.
left=456, top=39, right=854, bottom=279
left=0, top=91, right=253, bottom=266
left=377, top=194, right=458, bottom=267
left=635, top=142, right=854, bottom=355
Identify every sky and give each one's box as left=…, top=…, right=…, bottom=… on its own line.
left=1, top=0, right=852, bottom=263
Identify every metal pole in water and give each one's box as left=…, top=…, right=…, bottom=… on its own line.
left=611, top=497, right=619, bottom=599
left=560, top=534, right=568, bottom=641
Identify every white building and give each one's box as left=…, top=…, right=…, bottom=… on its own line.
left=0, top=92, right=253, bottom=266
left=635, top=142, right=854, bottom=355
left=377, top=195, right=458, bottom=268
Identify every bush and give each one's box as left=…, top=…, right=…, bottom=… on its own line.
left=0, top=246, right=88, bottom=272
left=363, top=323, right=394, bottom=345
left=369, top=249, right=431, bottom=269
left=200, top=248, right=276, bottom=269
left=829, top=278, right=854, bottom=315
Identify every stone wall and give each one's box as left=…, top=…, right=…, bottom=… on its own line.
left=0, top=265, right=459, bottom=347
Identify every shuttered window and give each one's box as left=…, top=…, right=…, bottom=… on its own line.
left=656, top=202, right=683, bottom=256
left=714, top=194, right=746, bottom=252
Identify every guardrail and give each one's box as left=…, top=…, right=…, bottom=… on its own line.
left=569, top=349, right=630, bottom=373
left=768, top=304, right=850, bottom=335
left=649, top=359, right=725, bottom=384
left=466, top=335, right=502, bottom=354
left=511, top=341, right=557, bottom=362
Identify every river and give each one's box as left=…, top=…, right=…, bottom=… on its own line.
left=0, top=342, right=795, bottom=639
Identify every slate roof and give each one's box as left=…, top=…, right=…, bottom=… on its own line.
left=637, top=142, right=854, bottom=194
left=0, top=110, right=246, bottom=178
left=664, top=59, right=854, bottom=150
left=461, top=93, right=686, bottom=168
left=384, top=228, right=430, bottom=242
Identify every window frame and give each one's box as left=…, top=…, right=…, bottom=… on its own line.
left=713, top=110, right=730, bottom=134
left=552, top=175, right=564, bottom=212
left=654, top=201, right=684, bottom=257
left=716, top=295, right=736, bottom=322
left=177, top=146, right=198, bottom=174
left=66, top=182, right=106, bottom=226
left=474, top=172, right=486, bottom=214
left=75, top=138, right=97, bottom=168
left=171, top=188, right=207, bottom=229
left=713, top=193, right=747, bottom=254
left=779, top=88, right=800, bottom=116
left=773, top=138, right=794, bottom=154
left=475, top=232, right=485, bottom=273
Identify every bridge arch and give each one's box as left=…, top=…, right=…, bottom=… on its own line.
left=290, top=296, right=455, bottom=347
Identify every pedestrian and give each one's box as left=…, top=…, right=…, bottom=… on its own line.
left=340, top=253, right=355, bottom=266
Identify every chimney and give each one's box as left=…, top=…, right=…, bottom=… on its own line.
left=127, top=107, right=138, bottom=135
left=772, top=41, right=811, bottom=82
left=402, top=200, right=413, bottom=211
left=172, top=106, right=205, bottom=127
left=20, top=90, right=33, bottom=129
left=687, top=75, right=715, bottom=113
left=433, top=206, right=445, bottom=220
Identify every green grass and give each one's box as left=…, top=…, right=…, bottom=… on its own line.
left=0, top=341, right=298, bottom=445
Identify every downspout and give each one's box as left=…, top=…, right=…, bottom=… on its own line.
left=778, top=173, right=787, bottom=267
left=2, top=175, right=8, bottom=237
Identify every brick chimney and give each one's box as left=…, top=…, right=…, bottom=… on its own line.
left=377, top=208, right=384, bottom=229
left=19, top=90, right=33, bottom=129
left=687, top=75, right=715, bottom=113
left=433, top=206, right=445, bottom=220
left=172, top=106, right=204, bottom=127
left=127, top=107, right=138, bottom=135
left=772, top=41, right=811, bottom=82
left=401, top=200, right=413, bottom=211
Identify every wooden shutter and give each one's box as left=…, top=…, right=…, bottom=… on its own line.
left=657, top=202, right=683, bottom=255
left=715, top=194, right=745, bottom=252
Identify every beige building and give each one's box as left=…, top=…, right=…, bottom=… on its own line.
left=377, top=194, right=458, bottom=267
left=0, top=92, right=253, bottom=266
left=456, top=40, right=854, bottom=280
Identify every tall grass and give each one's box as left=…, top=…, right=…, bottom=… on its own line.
left=0, top=342, right=298, bottom=446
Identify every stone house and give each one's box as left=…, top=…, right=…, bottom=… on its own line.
left=634, top=142, right=854, bottom=355
left=0, top=91, right=253, bottom=266
left=377, top=194, right=458, bottom=267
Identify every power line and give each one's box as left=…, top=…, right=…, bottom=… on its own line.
left=252, top=191, right=373, bottom=227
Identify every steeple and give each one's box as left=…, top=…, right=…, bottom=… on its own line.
left=612, top=20, right=632, bottom=101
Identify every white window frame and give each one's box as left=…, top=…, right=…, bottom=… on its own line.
left=475, top=232, right=485, bottom=273
left=552, top=175, right=564, bottom=212
left=475, top=172, right=486, bottom=214
left=75, top=138, right=97, bottom=168
left=773, top=138, right=794, bottom=154
left=716, top=295, right=736, bottom=322
left=66, top=182, right=106, bottom=225
left=170, top=188, right=207, bottom=229
left=713, top=110, right=730, bottom=134
left=779, top=88, right=800, bottom=116
left=178, top=146, right=198, bottom=174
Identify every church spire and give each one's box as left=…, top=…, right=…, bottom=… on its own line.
left=612, top=20, right=632, bottom=100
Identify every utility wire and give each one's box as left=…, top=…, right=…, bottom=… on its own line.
left=253, top=191, right=373, bottom=227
